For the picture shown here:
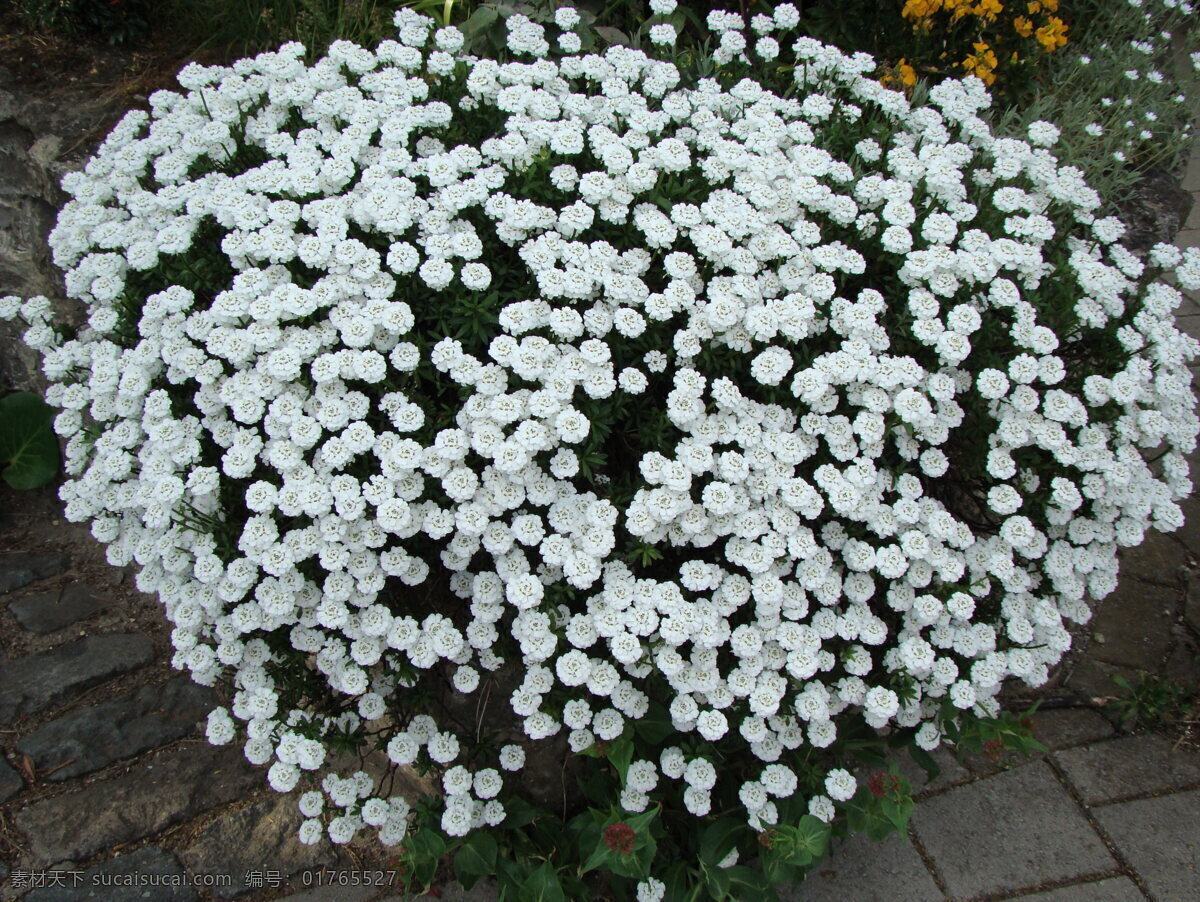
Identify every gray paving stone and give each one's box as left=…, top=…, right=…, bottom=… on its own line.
left=1162, top=639, right=1200, bottom=683
left=0, top=754, right=23, bottom=801
left=782, top=830, right=943, bottom=902
left=276, top=885, right=377, bottom=902
left=375, top=882, right=497, bottom=902
left=178, top=792, right=335, bottom=898
left=23, top=846, right=197, bottom=902
left=896, top=745, right=970, bottom=795
left=9, top=584, right=111, bottom=633
left=1007, top=876, right=1143, bottom=901
left=1187, top=572, right=1200, bottom=635
left=1085, top=579, right=1178, bottom=670
left=14, top=741, right=261, bottom=865
left=1064, top=658, right=1138, bottom=702
left=1118, top=531, right=1189, bottom=587
left=1094, top=790, right=1200, bottom=902
left=1030, top=708, right=1115, bottom=751
left=911, top=761, right=1114, bottom=899
left=0, top=551, right=69, bottom=595
left=17, top=676, right=218, bottom=781
left=1055, top=734, right=1200, bottom=805
left=0, top=633, right=154, bottom=723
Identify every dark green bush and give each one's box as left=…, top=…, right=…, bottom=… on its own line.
left=16, top=0, right=154, bottom=45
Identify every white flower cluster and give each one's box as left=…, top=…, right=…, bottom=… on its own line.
left=5, top=4, right=1198, bottom=843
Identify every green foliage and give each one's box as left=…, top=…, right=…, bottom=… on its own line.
left=0, top=392, right=61, bottom=491
left=942, top=702, right=1048, bottom=763
left=1110, top=670, right=1200, bottom=732
left=165, top=0, right=413, bottom=60
left=14, top=0, right=153, bottom=44
left=843, top=769, right=915, bottom=841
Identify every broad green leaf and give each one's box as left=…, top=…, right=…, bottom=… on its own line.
left=633, top=701, right=676, bottom=745
left=503, top=796, right=542, bottom=829
left=726, top=865, right=775, bottom=898
left=698, top=817, right=742, bottom=867
left=702, top=862, right=732, bottom=900
left=0, top=392, right=59, bottom=490
left=453, top=831, right=498, bottom=889
left=795, top=816, right=831, bottom=853
left=607, top=735, right=634, bottom=786
left=496, top=857, right=530, bottom=902
left=908, top=744, right=941, bottom=782
left=521, top=862, right=566, bottom=902
left=593, top=25, right=629, bottom=45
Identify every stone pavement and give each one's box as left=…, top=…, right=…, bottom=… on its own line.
left=1, top=63, right=1200, bottom=902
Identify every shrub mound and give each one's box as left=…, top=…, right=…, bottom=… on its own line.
left=5, top=3, right=1200, bottom=897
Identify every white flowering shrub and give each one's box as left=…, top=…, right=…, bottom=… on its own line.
left=4, top=3, right=1200, bottom=898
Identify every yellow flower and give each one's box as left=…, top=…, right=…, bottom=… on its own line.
left=902, top=0, right=942, bottom=20
left=1035, top=16, right=1068, bottom=51
left=883, top=59, right=919, bottom=89
left=1013, top=15, right=1033, bottom=36
left=1027, top=0, right=1041, bottom=12
left=962, top=41, right=998, bottom=84
left=974, top=0, right=1004, bottom=21
left=1041, top=0, right=1059, bottom=10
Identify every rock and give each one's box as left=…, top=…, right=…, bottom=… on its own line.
left=1117, top=165, right=1194, bottom=253
left=0, top=633, right=154, bottom=723
left=23, top=846, right=197, bottom=902
left=18, top=676, right=219, bottom=781
left=277, top=885, right=379, bottom=902
left=0, top=551, right=69, bottom=595
left=27, top=136, right=62, bottom=170
left=8, top=584, right=111, bottom=634
left=0, top=755, right=23, bottom=802
left=1029, top=708, right=1114, bottom=751
left=14, top=741, right=261, bottom=865
left=178, top=793, right=336, bottom=898
left=1117, top=530, right=1190, bottom=587
left=0, top=90, right=17, bottom=122
left=22, top=844, right=196, bottom=902
left=1085, top=578, right=1178, bottom=671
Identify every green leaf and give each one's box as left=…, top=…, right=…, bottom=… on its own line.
left=726, top=865, right=775, bottom=898
left=908, top=744, right=941, bottom=783
left=661, top=861, right=694, bottom=902
left=699, top=817, right=742, bottom=867
left=881, top=794, right=915, bottom=833
left=503, top=797, right=542, bottom=829
left=593, top=25, right=629, bottom=46
left=607, top=735, right=634, bottom=787
left=0, top=392, right=59, bottom=490
left=581, top=808, right=659, bottom=879
left=460, top=5, right=498, bottom=39
left=633, top=701, right=676, bottom=746
left=496, top=857, right=530, bottom=902
left=453, top=831, right=498, bottom=890
left=702, top=862, right=732, bottom=900
left=845, top=791, right=898, bottom=843
left=521, top=862, right=566, bottom=902
left=773, top=815, right=829, bottom=867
